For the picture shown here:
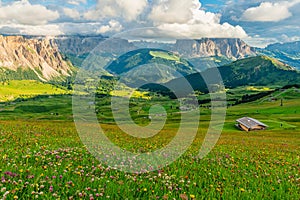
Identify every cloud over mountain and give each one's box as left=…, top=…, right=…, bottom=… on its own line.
left=241, top=0, right=300, bottom=22
left=84, top=0, right=148, bottom=22
left=0, top=0, right=298, bottom=48
left=0, top=0, right=59, bottom=25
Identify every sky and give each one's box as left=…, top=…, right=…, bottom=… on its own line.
left=0, top=0, right=299, bottom=47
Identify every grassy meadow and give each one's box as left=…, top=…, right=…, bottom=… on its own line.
left=0, top=80, right=69, bottom=102
left=0, top=88, right=300, bottom=199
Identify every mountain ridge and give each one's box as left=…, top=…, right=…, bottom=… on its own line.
left=0, top=35, right=74, bottom=82
left=142, top=55, right=300, bottom=97
left=257, top=40, right=300, bottom=69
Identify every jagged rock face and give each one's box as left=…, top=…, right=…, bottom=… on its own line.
left=53, top=35, right=135, bottom=56
left=53, top=35, right=106, bottom=55
left=173, top=38, right=256, bottom=59
left=0, top=35, right=73, bottom=81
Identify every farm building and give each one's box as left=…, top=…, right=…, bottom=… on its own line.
left=236, top=117, right=268, bottom=132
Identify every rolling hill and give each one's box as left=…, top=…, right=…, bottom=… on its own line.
left=105, top=48, right=197, bottom=86
left=142, top=56, right=300, bottom=97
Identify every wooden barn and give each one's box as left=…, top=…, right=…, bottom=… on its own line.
left=236, top=117, right=268, bottom=132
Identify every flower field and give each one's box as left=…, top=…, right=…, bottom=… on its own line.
left=1, top=119, right=299, bottom=199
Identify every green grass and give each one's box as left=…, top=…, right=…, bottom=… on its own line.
left=0, top=80, right=69, bottom=102
left=0, top=89, right=299, bottom=199
left=150, top=51, right=181, bottom=62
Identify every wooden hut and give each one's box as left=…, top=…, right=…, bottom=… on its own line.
left=236, top=117, right=268, bottom=132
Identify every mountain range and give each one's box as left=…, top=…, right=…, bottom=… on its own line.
left=142, top=56, right=300, bottom=97
left=257, top=41, right=300, bottom=69
left=0, top=35, right=74, bottom=82
left=0, top=34, right=299, bottom=92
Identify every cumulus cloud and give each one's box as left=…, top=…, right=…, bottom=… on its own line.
left=97, top=20, right=123, bottom=34
left=0, top=0, right=249, bottom=39
left=64, top=8, right=81, bottom=19
left=241, top=0, right=300, bottom=22
left=0, top=24, right=63, bottom=35
left=148, top=0, right=247, bottom=38
left=149, top=0, right=197, bottom=24
left=243, top=35, right=278, bottom=48
left=0, top=0, right=59, bottom=25
left=67, top=0, right=86, bottom=6
left=84, top=0, right=148, bottom=22
left=280, top=34, right=300, bottom=43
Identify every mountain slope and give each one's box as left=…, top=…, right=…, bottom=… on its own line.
left=142, top=56, right=300, bottom=96
left=0, top=35, right=74, bottom=82
left=106, top=48, right=197, bottom=86
left=257, top=41, right=300, bottom=69
left=52, top=36, right=257, bottom=71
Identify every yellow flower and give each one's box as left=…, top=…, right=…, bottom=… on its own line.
left=13, top=196, right=18, bottom=199
left=19, top=169, right=23, bottom=173
left=190, top=194, right=195, bottom=199
left=240, top=188, right=245, bottom=192
left=143, top=188, right=147, bottom=192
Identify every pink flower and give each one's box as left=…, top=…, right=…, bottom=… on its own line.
left=49, top=186, right=53, bottom=192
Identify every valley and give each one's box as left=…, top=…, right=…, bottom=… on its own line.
left=0, top=34, right=300, bottom=199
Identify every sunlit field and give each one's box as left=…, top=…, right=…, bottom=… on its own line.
left=1, top=91, right=300, bottom=199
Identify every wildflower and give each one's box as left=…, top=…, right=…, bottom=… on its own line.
left=179, top=194, right=188, bottom=200
left=143, top=188, right=147, bottom=192
left=240, top=188, right=245, bottom=192
left=3, top=191, right=10, bottom=199
left=13, top=196, right=18, bottom=199
left=190, top=194, right=195, bottom=199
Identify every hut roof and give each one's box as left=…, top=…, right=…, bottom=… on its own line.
left=236, top=117, right=268, bottom=129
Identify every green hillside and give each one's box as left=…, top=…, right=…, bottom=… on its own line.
left=106, top=48, right=197, bottom=86
left=0, top=80, right=69, bottom=102
left=0, top=68, right=41, bottom=81
left=219, top=56, right=298, bottom=87
left=142, top=56, right=300, bottom=97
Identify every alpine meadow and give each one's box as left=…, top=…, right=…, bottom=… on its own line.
left=0, top=0, right=300, bottom=199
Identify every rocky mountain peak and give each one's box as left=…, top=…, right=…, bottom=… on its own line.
left=0, top=35, right=73, bottom=81
left=173, top=38, right=256, bottom=59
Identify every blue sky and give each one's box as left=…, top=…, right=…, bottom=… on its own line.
left=0, top=0, right=299, bottom=47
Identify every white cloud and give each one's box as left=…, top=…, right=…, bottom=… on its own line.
left=149, top=0, right=197, bottom=24
left=0, top=0, right=59, bottom=25
left=280, top=34, right=300, bottom=43
left=84, top=0, right=148, bottom=22
left=148, top=0, right=248, bottom=39
left=97, top=20, right=123, bottom=34
left=64, top=8, right=81, bottom=19
left=67, top=0, right=86, bottom=6
left=0, top=0, right=248, bottom=39
left=0, top=24, right=63, bottom=36
left=241, top=0, right=300, bottom=22
left=244, top=35, right=278, bottom=48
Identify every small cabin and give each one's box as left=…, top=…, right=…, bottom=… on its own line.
left=236, top=117, right=268, bottom=132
